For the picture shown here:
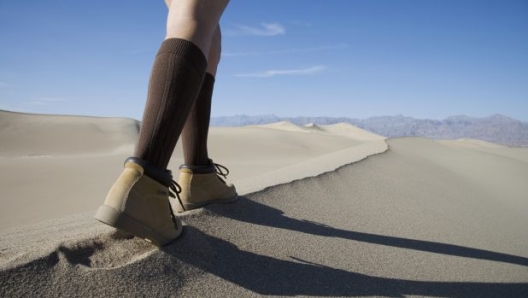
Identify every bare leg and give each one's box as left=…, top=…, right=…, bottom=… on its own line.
left=163, top=0, right=223, bottom=73
left=165, top=0, right=228, bottom=56
left=205, top=25, right=222, bottom=76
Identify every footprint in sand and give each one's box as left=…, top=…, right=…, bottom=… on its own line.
left=58, top=231, right=157, bottom=269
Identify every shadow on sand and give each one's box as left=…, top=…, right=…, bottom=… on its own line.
left=163, top=196, right=528, bottom=297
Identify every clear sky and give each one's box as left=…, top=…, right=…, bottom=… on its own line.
left=1, top=0, right=527, bottom=121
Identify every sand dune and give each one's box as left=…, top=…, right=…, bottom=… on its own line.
left=0, top=110, right=139, bottom=156
left=303, top=122, right=325, bottom=131
left=440, top=138, right=528, bottom=163
left=253, top=120, right=315, bottom=133
left=252, top=120, right=386, bottom=142
left=321, top=122, right=386, bottom=141
left=1, top=111, right=527, bottom=297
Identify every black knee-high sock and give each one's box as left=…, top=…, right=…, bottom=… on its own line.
left=181, top=73, right=215, bottom=166
left=134, top=38, right=207, bottom=169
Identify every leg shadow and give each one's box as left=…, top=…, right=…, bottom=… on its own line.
left=206, top=196, right=528, bottom=268
left=163, top=226, right=528, bottom=297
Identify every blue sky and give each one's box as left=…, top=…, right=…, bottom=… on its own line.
left=1, top=0, right=527, bottom=121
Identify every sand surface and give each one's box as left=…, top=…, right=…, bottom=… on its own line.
left=1, top=110, right=528, bottom=297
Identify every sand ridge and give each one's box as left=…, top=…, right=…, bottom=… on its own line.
left=1, top=137, right=528, bottom=297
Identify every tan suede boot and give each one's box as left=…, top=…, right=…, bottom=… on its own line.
left=95, top=157, right=183, bottom=247
left=174, top=161, right=238, bottom=212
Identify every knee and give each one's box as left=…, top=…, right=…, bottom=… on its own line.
left=208, top=26, right=222, bottom=67
left=165, top=0, right=226, bottom=40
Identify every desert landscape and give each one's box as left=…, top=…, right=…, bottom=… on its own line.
left=1, top=109, right=527, bottom=297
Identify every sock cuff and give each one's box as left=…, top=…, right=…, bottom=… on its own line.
left=157, top=38, right=207, bottom=75
left=202, top=73, right=216, bottom=93
left=125, top=157, right=173, bottom=187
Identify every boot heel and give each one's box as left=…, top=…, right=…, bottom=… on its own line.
left=95, top=204, right=179, bottom=247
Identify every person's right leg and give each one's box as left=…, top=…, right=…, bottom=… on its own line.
left=176, top=25, right=237, bottom=212
left=181, top=25, right=222, bottom=166
left=95, top=0, right=230, bottom=246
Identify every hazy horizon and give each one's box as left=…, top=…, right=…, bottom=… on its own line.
left=1, top=108, right=527, bottom=123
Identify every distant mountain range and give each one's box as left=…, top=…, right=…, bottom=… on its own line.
left=211, top=114, right=528, bottom=147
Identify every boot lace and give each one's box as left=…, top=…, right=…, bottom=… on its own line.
left=213, top=162, right=230, bottom=182
left=169, top=180, right=185, bottom=212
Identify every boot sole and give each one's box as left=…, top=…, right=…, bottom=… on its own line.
left=94, top=204, right=182, bottom=247
left=176, top=194, right=239, bottom=213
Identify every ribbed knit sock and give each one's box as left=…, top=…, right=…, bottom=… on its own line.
left=181, top=73, right=215, bottom=166
left=134, top=38, right=207, bottom=169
